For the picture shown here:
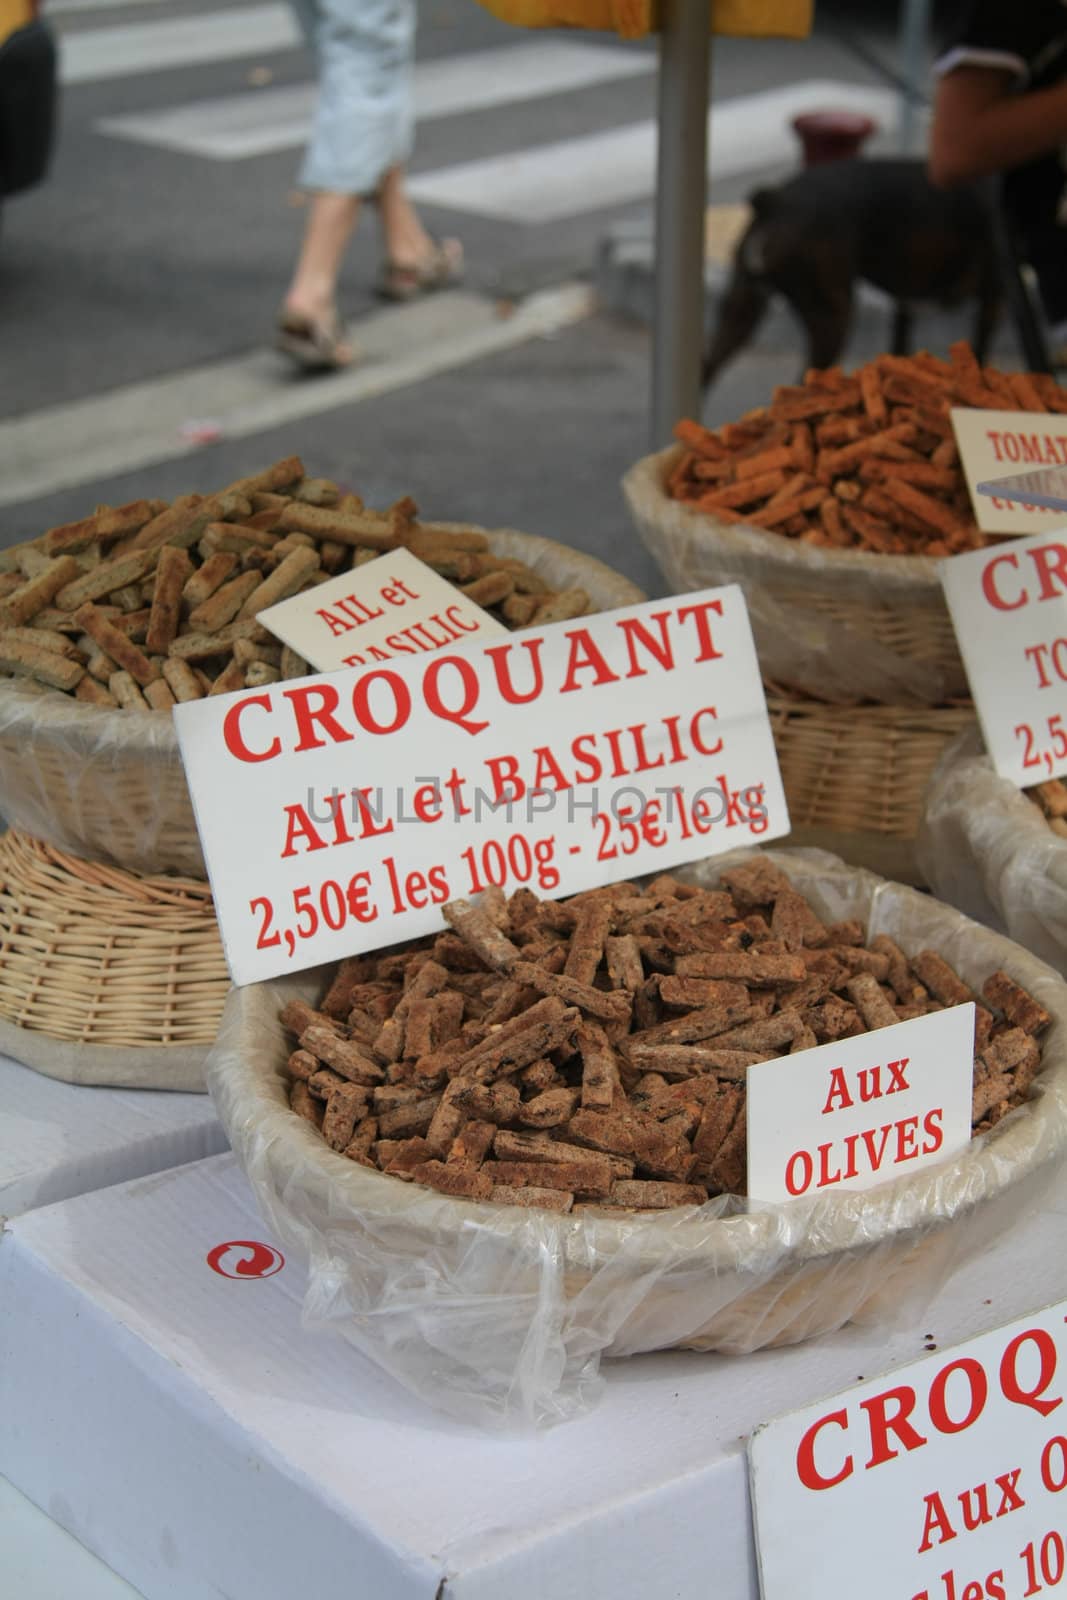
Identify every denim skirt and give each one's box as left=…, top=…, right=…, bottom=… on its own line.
left=289, top=0, right=415, bottom=195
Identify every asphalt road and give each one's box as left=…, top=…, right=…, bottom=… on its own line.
left=0, top=0, right=996, bottom=595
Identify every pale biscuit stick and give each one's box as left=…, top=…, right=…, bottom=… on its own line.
left=55, top=549, right=158, bottom=613
left=0, top=635, right=85, bottom=690
left=531, top=588, right=591, bottom=625
left=278, top=501, right=400, bottom=550
left=143, top=678, right=177, bottom=711
left=0, top=556, right=82, bottom=627
left=188, top=571, right=262, bottom=632
left=144, top=545, right=192, bottom=654
left=75, top=675, right=118, bottom=706
left=43, top=500, right=158, bottom=555
left=0, top=626, right=81, bottom=659
left=238, top=544, right=320, bottom=618
left=183, top=552, right=238, bottom=609
left=75, top=603, right=159, bottom=686
left=108, top=670, right=148, bottom=708
left=162, top=657, right=205, bottom=702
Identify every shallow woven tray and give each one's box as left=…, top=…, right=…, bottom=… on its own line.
left=768, top=692, right=976, bottom=885
left=623, top=444, right=970, bottom=705
left=0, top=830, right=228, bottom=1087
left=0, top=529, right=645, bottom=878
left=207, top=849, right=1067, bottom=1423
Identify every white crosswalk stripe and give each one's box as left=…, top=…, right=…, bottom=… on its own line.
left=96, top=41, right=655, bottom=159
left=50, top=0, right=171, bottom=13
left=408, top=81, right=901, bottom=224
left=0, top=286, right=594, bottom=508
left=59, top=3, right=300, bottom=85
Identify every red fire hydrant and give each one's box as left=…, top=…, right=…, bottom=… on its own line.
left=791, top=110, right=878, bottom=166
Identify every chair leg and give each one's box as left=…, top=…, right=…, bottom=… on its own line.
left=988, top=185, right=1052, bottom=373
left=891, top=303, right=913, bottom=356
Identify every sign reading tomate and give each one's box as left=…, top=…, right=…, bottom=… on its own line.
left=749, top=1301, right=1067, bottom=1600
left=939, top=531, right=1067, bottom=786
left=951, top=409, right=1067, bottom=536
left=173, top=585, right=789, bottom=984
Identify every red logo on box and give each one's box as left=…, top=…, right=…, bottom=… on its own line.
left=206, top=1240, right=285, bottom=1279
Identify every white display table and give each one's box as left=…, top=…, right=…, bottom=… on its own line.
left=0, top=1051, right=226, bottom=1218
left=3, top=1149, right=1067, bottom=1600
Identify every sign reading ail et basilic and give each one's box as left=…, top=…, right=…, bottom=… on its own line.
left=174, top=586, right=790, bottom=985
left=750, top=1301, right=1067, bottom=1600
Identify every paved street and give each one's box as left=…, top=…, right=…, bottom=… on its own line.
left=0, top=0, right=1014, bottom=595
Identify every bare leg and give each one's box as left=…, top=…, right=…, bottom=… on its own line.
left=282, top=191, right=360, bottom=361
left=376, top=164, right=434, bottom=268
left=374, top=163, right=462, bottom=296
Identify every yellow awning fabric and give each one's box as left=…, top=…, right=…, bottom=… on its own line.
left=0, top=0, right=35, bottom=44
left=472, top=0, right=812, bottom=41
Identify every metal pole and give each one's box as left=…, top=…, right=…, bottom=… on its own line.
left=650, top=0, right=711, bottom=448
left=897, top=0, right=931, bottom=153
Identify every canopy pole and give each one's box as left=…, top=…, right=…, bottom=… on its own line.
left=650, top=0, right=712, bottom=447
left=897, top=0, right=931, bottom=153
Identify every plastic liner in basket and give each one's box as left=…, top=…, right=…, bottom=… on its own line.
left=205, top=848, right=1067, bottom=1431
left=919, top=725, right=1067, bottom=971
left=0, top=530, right=644, bottom=877
left=622, top=445, right=967, bottom=707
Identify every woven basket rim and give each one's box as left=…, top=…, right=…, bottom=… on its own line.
left=210, top=850, right=1067, bottom=1278
left=0, top=829, right=226, bottom=1056
left=0, top=524, right=647, bottom=748
left=629, top=443, right=956, bottom=592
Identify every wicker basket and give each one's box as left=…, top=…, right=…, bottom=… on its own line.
left=919, top=726, right=1067, bottom=973
left=623, top=445, right=969, bottom=706
left=0, top=830, right=228, bottom=1089
left=206, top=849, right=1067, bottom=1425
left=769, top=691, right=976, bottom=884
left=0, top=528, right=646, bottom=878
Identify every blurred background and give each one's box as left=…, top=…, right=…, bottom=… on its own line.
left=0, top=0, right=1012, bottom=595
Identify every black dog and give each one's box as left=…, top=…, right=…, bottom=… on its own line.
left=702, top=158, right=1000, bottom=389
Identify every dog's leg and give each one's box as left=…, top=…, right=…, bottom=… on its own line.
left=891, top=303, right=913, bottom=356
left=702, top=268, right=773, bottom=390
left=779, top=281, right=852, bottom=375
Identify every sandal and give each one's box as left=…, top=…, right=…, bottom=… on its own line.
left=378, top=237, right=464, bottom=302
left=275, top=307, right=357, bottom=372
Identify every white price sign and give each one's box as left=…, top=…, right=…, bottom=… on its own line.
left=951, top=409, right=1067, bottom=536
left=174, top=586, right=790, bottom=984
left=749, top=1301, right=1067, bottom=1600
left=257, top=548, right=507, bottom=672
left=745, top=1006, right=975, bottom=1204
left=940, top=531, right=1067, bottom=786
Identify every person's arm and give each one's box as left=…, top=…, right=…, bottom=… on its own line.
left=929, top=64, right=1067, bottom=185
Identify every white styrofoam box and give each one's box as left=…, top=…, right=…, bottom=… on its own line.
left=0, top=1053, right=227, bottom=1218
left=0, top=1475, right=142, bottom=1600
left=4, top=1152, right=1067, bottom=1600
